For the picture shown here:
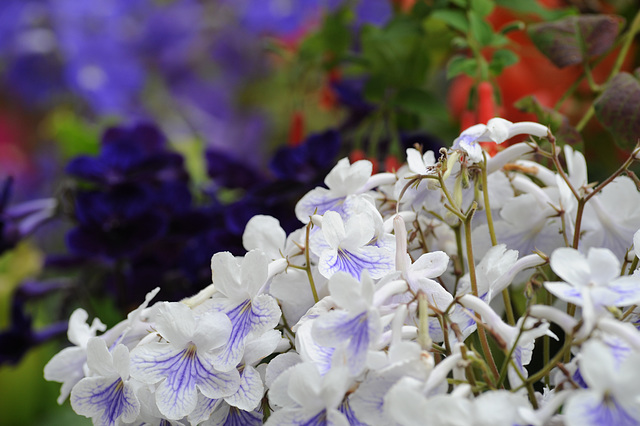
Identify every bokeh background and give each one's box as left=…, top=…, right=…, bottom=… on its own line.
left=0, top=0, right=638, bottom=424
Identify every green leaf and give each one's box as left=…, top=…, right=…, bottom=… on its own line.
left=470, top=0, right=494, bottom=17
left=447, top=55, right=477, bottom=79
left=528, top=15, right=624, bottom=68
left=431, top=9, right=468, bottom=32
left=468, top=10, right=494, bottom=47
left=594, top=72, right=640, bottom=150
left=514, top=95, right=582, bottom=146
left=488, top=49, right=519, bottom=75
left=498, top=20, right=524, bottom=35
left=395, top=88, right=448, bottom=119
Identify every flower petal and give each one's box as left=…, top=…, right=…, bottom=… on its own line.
left=544, top=282, right=584, bottom=305
left=225, top=365, right=264, bottom=411
left=550, top=248, right=591, bottom=287
left=70, top=377, right=139, bottom=425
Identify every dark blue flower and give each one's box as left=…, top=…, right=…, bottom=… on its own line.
left=270, top=130, right=341, bottom=182
left=206, top=150, right=265, bottom=190
left=66, top=123, right=187, bottom=187
left=67, top=186, right=168, bottom=259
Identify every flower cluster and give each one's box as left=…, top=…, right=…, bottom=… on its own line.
left=46, top=118, right=640, bottom=425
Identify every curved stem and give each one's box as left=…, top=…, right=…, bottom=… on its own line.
left=464, top=204, right=500, bottom=380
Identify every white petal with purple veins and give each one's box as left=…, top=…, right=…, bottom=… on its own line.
left=544, top=282, right=584, bottom=305
left=319, top=246, right=394, bottom=280
left=225, top=365, right=264, bottom=411
left=71, top=376, right=139, bottom=425
left=565, top=391, right=640, bottom=426
left=130, top=342, right=240, bottom=419
left=296, top=187, right=345, bottom=223
left=313, top=310, right=380, bottom=375
left=210, top=295, right=281, bottom=371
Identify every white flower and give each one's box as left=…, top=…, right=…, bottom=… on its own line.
left=205, top=250, right=282, bottom=370
left=459, top=295, right=555, bottom=387
left=70, top=338, right=139, bottom=426
left=563, top=340, right=640, bottom=426
left=481, top=187, right=564, bottom=256
left=266, top=362, right=352, bottom=426
left=44, top=309, right=107, bottom=404
left=313, top=211, right=395, bottom=280
left=129, top=302, right=240, bottom=420
left=243, top=215, right=287, bottom=261
left=295, top=158, right=373, bottom=222
left=580, top=177, right=640, bottom=258
left=453, top=118, right=548, bottom=164
left=311, top=272, right=382, bottom=375
left=545, top=247, right=640, bottom=309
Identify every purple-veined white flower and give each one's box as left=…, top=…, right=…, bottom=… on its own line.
left=312, top=210, right=395, bottom=280
left=129, top=302, right=240, bottom=420
left=563, top=340, right=640, bottom=426
left=545, top=247, right=640, bottom=313
left=295, top=158, right=373, bottom=222
left=44, top=308, right=107, bottom=404
left=204, top=249, right=283, bottom=371
left=266, top=361, right=353, bottom=426
left=70, top=338, right=139, bottom=426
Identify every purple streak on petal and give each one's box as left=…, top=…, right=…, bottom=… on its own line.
left=214, top=299, right=280, bottom=370
left=74, top=378, right=137, bottom=425
left=339, top=398, right=366, bottom=426
left=572, top=368, right=588, bottom=389
left=133, top=343, right=237, bottom=418
left=224, top=406, right=263, bottom=426
left=584, top=397, right=638, bottom=426
left=301, top=409, right=328, bottom=426
left=326, top=248, right=392, bottom=280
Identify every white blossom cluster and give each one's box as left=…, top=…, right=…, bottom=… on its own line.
left=45, top=118, right=640, bottom=425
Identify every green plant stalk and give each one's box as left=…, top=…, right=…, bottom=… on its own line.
left=481, top=154, right=515, bottom=326
left=460, top=345, right=480, bottom=396
left=304, top=222, right=319, bottom=303
left=438, top=175, right=465, bottom=222
left=454, top=224, right=465, bottom=290
left=464, top=205, right=500, bottom=381
left=417, top=293, right=432, bottom=351
left=606, top=8, right=640, bottom=85
left=521, top=336, right=573, bottom=391
left=544, top=290, right=552, bottom=387
left=574, top=10, right=640, bottom=131
left=629, top=257, right=639, bottom=275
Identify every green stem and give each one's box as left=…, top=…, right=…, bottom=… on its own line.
left=481, top=153, right=515, bottom=326
left=606, top=9, right=640, bottom=85
left=417, top=293, right=432, bottom=350
left=464, top=204, right=500, bottom=381
left=544, top=290, right=552, bottom=387
left=521, top=337, right=573, bottom=391
left=304, top=223, right=319, bottom=303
